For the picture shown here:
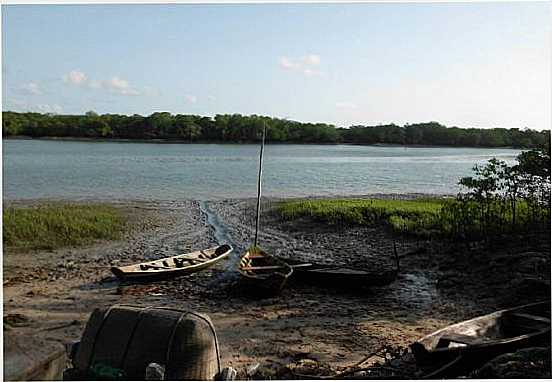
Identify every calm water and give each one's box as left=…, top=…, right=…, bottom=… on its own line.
left=3, top=140, right=521, bottom=201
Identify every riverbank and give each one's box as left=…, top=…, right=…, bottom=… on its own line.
left=4, top=136, right=522, bottom=150
left=3, top=197, right=550, bottom=378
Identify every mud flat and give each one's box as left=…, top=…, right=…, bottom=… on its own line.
left=3, top=197, right=550, bottom=378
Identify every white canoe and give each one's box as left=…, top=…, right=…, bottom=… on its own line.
left=111, top=244, right=232, bottom=281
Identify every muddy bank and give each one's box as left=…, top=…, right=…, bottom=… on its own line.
left=3, top=197, right=550, bottom=378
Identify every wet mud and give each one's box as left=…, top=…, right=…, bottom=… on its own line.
left=3, top=197, right=550, bottom=378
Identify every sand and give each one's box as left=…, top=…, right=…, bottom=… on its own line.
left=3, top=197, right=550, bottom=378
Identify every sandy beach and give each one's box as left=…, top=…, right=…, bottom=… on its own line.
left=3, top=197, right=550, bottom=378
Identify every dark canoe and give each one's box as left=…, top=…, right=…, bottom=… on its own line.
left=279, top=257, right=398, bottom=288
left=238, top=247, right=294, bottom=296
left=411, top=301, right=551, bottom=378
left=111, top=244, right=232, bottom=281
left=278, top=244, right=400, bottom=288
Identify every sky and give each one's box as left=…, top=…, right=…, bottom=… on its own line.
left=2, top=2, right=551, bottom=129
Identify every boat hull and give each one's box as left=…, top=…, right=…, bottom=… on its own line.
left=238, top=248, right=293, bottom=296
left=411, top=301, right=551, bottom=378
left=111, top=244, right=232, bottom=281
left=279, top=257, right=397, bottom=288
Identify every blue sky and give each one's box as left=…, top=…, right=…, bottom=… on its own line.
left=2, top=2, right=551, bottom=129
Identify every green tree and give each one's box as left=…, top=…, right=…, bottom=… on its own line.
left=174, top=114, right=202, bottom=142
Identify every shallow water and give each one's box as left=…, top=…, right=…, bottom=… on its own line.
left=3, top=140, right=521, bottom=200
left=199, top=200, right=243, bottom=278
left=393, top=272, right=437, bottom=310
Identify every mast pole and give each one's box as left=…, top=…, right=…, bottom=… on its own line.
left=253, top=122, right=266, bottom=248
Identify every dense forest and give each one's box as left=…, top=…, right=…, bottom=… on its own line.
left=2, top=111, right=549, bottom=148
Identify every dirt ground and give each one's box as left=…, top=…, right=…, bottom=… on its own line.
left=3, top=197, right=551, bottom=379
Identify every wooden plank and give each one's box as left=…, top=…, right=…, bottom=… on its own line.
left=198, top=250, right=210, bottom=259
left=241, top=265, right=287, bottom=271
left=142, top=264, right=172, bottom=270
left=173, top=258, right=202, bottom=264
left=4, top=333, right=67, bottom=381
left=290, top=263, right=313, bottom=269
left=510, top=313, right=551, bottom=324
left=439, top=333, right=483, bottom=345
left=422, top=355, right=463, bottom=379
left=245, top=254, right=266, bottom=259
left=241, top=263, right=312, bottom=271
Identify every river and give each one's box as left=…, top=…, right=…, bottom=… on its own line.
left=2, top=139, right=520, bottom=200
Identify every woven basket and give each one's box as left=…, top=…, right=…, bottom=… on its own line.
left=72, top=304, right=221, bottom=380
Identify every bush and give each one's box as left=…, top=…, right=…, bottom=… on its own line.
left=278, top=147, right=550, bottom=242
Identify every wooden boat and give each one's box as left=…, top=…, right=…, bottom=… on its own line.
left=410, top=301, right=551, bottom=378
left=111, top=244, right=232, bottom=281
left=238, top=125, right=292, bottom=296
left=238, top=247, right=294, bottom=296
left=277, top=243, right=400, bottom=288
left=278, top=258, right=398, bottom=288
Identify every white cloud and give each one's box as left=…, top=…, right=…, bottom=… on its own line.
left=37, top=104, right=63, bottom=114
left=304, top=54, right=321, bottom=66
left=279, top=54, right=322, bottom=76
left=303, top=68, right=322, bottom=77
left=105, top=76, right=141, bottom=95
left=6, top=99, right=27, bottom=110
left=21, top=82, right=42, bottom=95
left=107, top=76, right=129, bottom=90
left=184, top=94, right=198, bottom=104
left=88, top=79, right=102, bottom=89
left=336, top=101, right=358, bottom=109
left=279, top=56, right=298, bottom=70
left=143, top=86, right=160, bottom=97
left=63, top=70, right=87, bottom=86
left=62, top=70, right=147, bottom=96
left=12, top=99, right=26, bottom=107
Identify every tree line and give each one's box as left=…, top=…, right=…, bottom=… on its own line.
left=2, top=111, right=549, bottom=148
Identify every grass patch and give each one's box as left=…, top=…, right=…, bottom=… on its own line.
left=278, top=198, right=447, bottom=237
left=278, top=197, right=549, bottom=239
left=3, top=203, right=126, bottom=252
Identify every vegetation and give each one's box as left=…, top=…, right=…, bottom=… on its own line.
left=3, top=203, right=126, bottom=252
left=442, top=147, right=550, bottom=241
left=279, top=198, right=446, bottom=237
left=340, top=122, right=549, bottom=148
left=278, top=148, right=551, bottom=240
left=3, top=111, right=549, bottom=148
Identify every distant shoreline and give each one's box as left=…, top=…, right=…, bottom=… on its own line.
left=3, top=136, right=521, bottom=150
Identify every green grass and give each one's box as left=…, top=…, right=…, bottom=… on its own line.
left=278, top=198, right=448, bottom=237
left=278, top=197, right=550, bottom=239
left=3, top=203, right=126, bottom=252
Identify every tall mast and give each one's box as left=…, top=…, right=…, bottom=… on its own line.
left=253, top=122, right=267, bottom=248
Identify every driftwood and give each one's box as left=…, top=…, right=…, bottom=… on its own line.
left=291, top=347, right=386, bottom=379
left=421, top=355, right=462, bottom=379
left=40, top=320, right=79, bottom=332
